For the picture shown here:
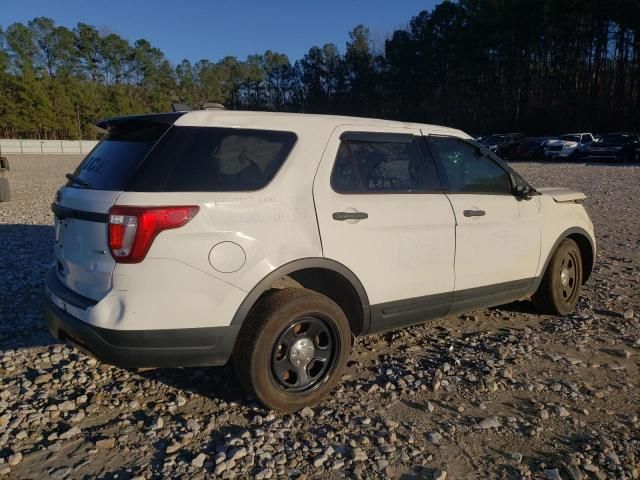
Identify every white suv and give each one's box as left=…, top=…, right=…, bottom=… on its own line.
left=44, top=111, right=595, bottom=412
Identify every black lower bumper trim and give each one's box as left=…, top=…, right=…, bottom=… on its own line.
left=43, top=300, right=238, bottom=368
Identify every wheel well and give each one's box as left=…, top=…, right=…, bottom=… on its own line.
left=268, top=268, right=366, bottom=336
left=567, top=233, right=594, bottom=283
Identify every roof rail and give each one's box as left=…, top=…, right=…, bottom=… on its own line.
left=202, top=102, right=225, bottom=110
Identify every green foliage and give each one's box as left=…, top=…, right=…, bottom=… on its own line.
left=0, top=1, right=638, bottom=139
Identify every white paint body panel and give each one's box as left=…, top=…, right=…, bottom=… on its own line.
left=312, top=125, right=456, bottom=305
left=446, top=194, right=542, bottom=290
left=52, top=111, right=595, bottom=334
left=54, top=188, right=120, bottom=300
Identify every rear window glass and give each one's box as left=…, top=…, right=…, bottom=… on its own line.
left=69, top=121, right=169, bottom=190
left=129, top=126, right=297, bottom=191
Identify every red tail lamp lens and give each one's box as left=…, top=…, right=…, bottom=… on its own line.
left=108, top=206, right=199, bottom=263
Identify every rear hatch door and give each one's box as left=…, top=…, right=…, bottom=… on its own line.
left=53, top=189, right=120, bottom=301
left=52, top=114, right=180, bottom=301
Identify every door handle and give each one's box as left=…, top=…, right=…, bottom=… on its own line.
left=332, top=211, right=368, bottom=221
left=463, top=209, right=486, bottom=217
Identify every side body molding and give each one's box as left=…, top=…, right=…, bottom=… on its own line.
left=230, top=257, right=371, bottom=329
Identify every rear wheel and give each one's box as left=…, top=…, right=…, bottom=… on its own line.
left=533, top=239, right=582, bottom=315
left=233, top=288, right=351, bottom=412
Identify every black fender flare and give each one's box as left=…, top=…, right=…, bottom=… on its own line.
left=230, top=257, right=371, bottom=328
left=532, top=226, right=595, bottom=291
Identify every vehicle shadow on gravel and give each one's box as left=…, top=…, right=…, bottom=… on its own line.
left=138, top=365, right=250, bottom=406
left=490, top=300, right=538, bottom=314
left=0, top=224, right=59, bottom=350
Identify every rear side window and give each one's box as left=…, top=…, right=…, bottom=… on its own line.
left=69, top=121, right=169, bottom=190
left=427, top=136, right=512, bottom=194
left=129, top=127, right=297, bottom=192
left=331, top=143, right=359, bottom=193
left=331, top=137, right=429, bottom=193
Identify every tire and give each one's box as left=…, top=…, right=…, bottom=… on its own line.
left=233, top=288, right=351, bottom=412
left=0, top=177, right=10, bottom=202
left=0, top=156, right=9, bottom=170
left=533, top=238, right=583, bottom=315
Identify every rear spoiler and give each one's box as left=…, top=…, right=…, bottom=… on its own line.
left=95, top=112, right=186, bottom=131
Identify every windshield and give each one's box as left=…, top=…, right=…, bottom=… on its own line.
left=483, top=135, right=507, bottom=145
left=559, top=135, right=581, bottom=142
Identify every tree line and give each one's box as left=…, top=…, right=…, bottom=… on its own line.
left=1, top=0, right=638, bottom=140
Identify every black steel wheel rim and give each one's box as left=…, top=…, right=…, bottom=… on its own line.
left=270, top=315, right=339, bottom=393
left=559, top=250, right=579, bottom=302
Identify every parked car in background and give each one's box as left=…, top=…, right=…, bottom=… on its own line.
left=481, top=133, right=526, bottom=160
left=586, top=132, right=640, bottom=163
left=508, top=137, right=551, bottom=161
left=543, top=133, right=594, bottom=161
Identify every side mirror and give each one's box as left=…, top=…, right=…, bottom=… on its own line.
left=513, top=184, right=533, bottom=200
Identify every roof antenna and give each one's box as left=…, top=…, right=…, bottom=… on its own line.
left=171, top=102, right=191, bottom=112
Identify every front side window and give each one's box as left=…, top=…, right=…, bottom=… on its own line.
left=427, top=136, right=512, bottom=194
left=331, top=137, right=429, bottom=193
left=129, top=127, right=297, bottom=191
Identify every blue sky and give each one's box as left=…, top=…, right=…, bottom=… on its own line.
left=1, top=0, right=439, bottom=64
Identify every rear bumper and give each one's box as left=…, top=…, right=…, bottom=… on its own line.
left=43, top=271, right=239, bottom=368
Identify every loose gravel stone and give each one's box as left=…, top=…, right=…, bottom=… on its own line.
left=59, top=426, right=81, bottom=440
left=433, top=470, right=447, bottom=480
left=8, top=452, right=22, bottom=466
left=191, top=453, right=207, bottom=468
left=300, top=407, right=315, bottom=419
left=478, top=416, right=501, bottom=429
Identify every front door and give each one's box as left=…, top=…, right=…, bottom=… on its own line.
left=313, top=127, right=457, bottom=333
left=424, top=134, right=541, bottom=312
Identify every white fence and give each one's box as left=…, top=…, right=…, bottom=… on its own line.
left=0, top=139, right=99, bottom=155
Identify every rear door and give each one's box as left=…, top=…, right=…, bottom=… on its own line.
left=313, top=127, right=456, bottom=333
left=53, top=118, right=173, bottom=301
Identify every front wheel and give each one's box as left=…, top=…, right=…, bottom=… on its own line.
left=533, top=238, right=583, bottom=315
left=233, top=288, right=351, bottom=412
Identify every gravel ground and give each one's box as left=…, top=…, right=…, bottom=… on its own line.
left=0, top=155, right=638, bottom=480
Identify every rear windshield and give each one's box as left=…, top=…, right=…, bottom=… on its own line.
left=69, top=124, right=297, bottom=192
left=128, top=126, right=297, bottom=192
left=68, top=121, right=169, bottom=190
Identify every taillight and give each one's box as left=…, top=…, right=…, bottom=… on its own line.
left=108, top=206, right=199, bottom=263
